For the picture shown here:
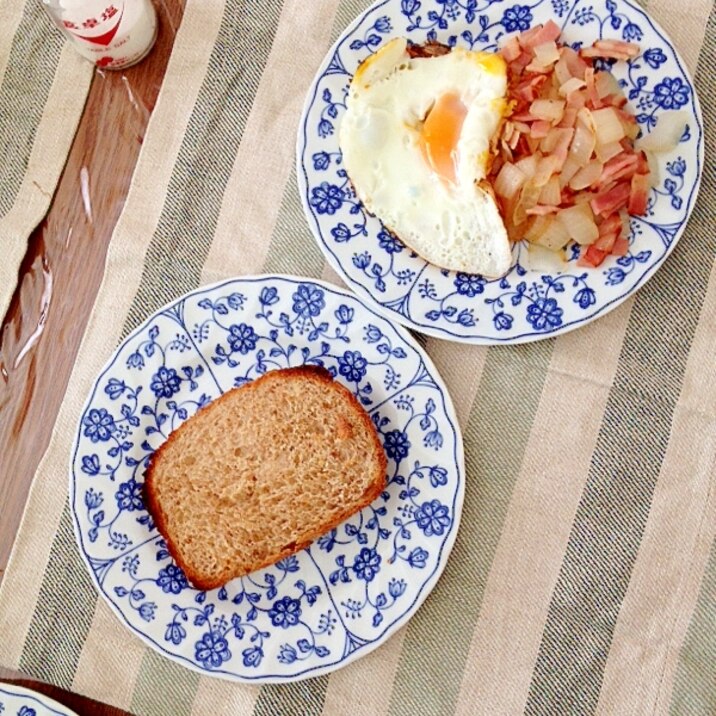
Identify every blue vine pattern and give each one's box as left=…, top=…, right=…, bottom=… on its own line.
left=0, top=687, right=71, bottom=716
left=72, top=277, right=461, bottom=679
left=299, top=0, right=702, bottom=341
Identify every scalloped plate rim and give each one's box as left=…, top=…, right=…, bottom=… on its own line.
left=296, top=0, right=705, bottom=345
left=0, top=683, right=79, bottom=716
left=69, top=273, right=465, bottom=683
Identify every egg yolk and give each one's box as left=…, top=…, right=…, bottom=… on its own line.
left=421, top=92, right=468, bottom=184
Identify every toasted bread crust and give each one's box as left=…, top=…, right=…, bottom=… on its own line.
left=143, top=365, right=387, bottom=591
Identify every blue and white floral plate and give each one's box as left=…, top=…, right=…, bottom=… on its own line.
left=70, top=276, right=463, bottom=682
left=0, top=684, right=77, bottom=716
left=297, top=0, right=703, bottom=343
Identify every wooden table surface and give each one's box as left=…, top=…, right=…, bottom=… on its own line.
left=0, top=1, right=185, bottom=712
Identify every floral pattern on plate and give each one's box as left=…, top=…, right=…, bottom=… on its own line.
left=297, top=0, right=703, bottom=343
left=71, top=276, right=464, bottom=682
left=0, top=685, right=77, bottom=716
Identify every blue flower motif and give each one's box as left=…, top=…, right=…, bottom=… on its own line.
left=82, top=408, right=117, bottom=443
left=424, top=430, right=443, bottom=449
left=335, top=304, right=354, bottom=324
left=292, top=284, right=326, bottom=318
left=643, top=48, right=667, bottom=69
left=18, top=708, right=36, bottom=716
left=407, top=546, right=429, bottom=568
left=401, top=0, right=420, bottom=14
left=389, top=578, right=407, bottom=598
left=383, top=429, right=411, bottom=461
left=269, top=596, right=302, bottom=628
left=667, top=157, right=686, bottom=177
left=606, top=267, right=627, bottom=286
left=374, top=16, right=391, bottom=33
left=337, top=350, right=368, bottom=382
left=378, top=229, right=403, bottom=254
left=115, top=478, right=144, bottom=512
left=622, top=22, right=642, bottom=41
left=454, top=273, right=486, bottom=297
left=139, top=602, right=156, bottom=621
left=353, top=547, right=382, bottom=582
left=331, top=222, right=351, bottom=242
left=242, top=646, right=263, bottom=667
left=310, top=182, right=344, bottom=215
left=353, top=252, right=371, bottom=270
left=574, top=287, right=597, bottom=309
left=428, top=465, right=448, bottom=488
left=157, top=564, right=189, bottom=594
left=127, top=351, right=144, bottom=369
left=165, top=622, right=186, bottom=645
left=150, top=366, right=182, bottom=399
left=526, top=297, right=564, bottom=331
left=494, top=312, right=514, bottom=331
left=195, top=630, right=232, bottom=669
left=653, top=77, right=690, bottom=110
left=227, top=323, right=258, bottom=355
left=501, top=5, right=532, bottom=32
left=312, top=151, right=330, bottom=171
left=415, top=499, right=451, bottom=537
left=318, top=119, right=333, bottom=138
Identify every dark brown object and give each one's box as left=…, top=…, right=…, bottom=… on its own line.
left=0, top=1, right=185, bottom=713
left=406, top=40, right=452, bottom=58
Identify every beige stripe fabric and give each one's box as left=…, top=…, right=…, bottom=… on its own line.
left=0, top=1, right=92, bottom=318
left=1, top=0, right=716, bottom=713
left=597, top=262, right=716, bottom=715
left=455, top=303, right=633, bottom=716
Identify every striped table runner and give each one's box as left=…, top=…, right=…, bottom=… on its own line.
left=0, top=0, right=92, bottom=319
left=1, top=0, right=715, bottom=713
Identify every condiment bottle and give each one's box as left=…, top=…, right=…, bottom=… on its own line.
left=42, top=0, right=158, bottom=70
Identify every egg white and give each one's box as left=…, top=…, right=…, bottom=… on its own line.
left=339, top=38, right=513, bottom=277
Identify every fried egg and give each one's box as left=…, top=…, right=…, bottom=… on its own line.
left=339, top=38, right=512, bottom=277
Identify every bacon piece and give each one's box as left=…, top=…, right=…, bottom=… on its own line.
left=580, top=39, right=641, bottom=61
left=628, top=174, right=651, bottom=215
left=590, top=182, right=631, bottom=216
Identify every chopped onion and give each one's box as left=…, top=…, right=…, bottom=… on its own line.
left=559, top=107, right=579, bottom=129
left=637, top=110, right=690, bottom=153
left=525, top=241, right=570, bottom=270
left=494, top=162, right=527, bottom=199
left=554, top=56, right=573, bottom=86
left=512, top=181, right=542, bottom=226
left=557, top=203, right=599, bottom=244
left=533, top=41, right=560, bottom=66
left=570, top=160, right=603, bottom=190
left=501, top=35, right=522, bottom=62
left=569, top=117, right=597, bottom=167
left=591, top=107, right=626, bottom=144
left=595, top=70, right=621, bottom=99
left=530, top=120, right=552, bottom=139
left=558, top=155, right=581, bottom=187
left=561, top=46, right=588, bottom=80
left=644, top=149, right=661, bottom=186
left=515, top=153, right=539, bottom=177
left=530, top=215, right=571, bottom=251
left=595, top=140, right=623, bottom=163
left=559, top=77, right=586, bottom=97
left=534, top=154, right=561, bottom=186
left=530, top=98, right=566, bottom=123
left=539, top=175, right=562, bottom=205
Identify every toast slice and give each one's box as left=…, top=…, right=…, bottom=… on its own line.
left=144, top=365, right=387, bottom=590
